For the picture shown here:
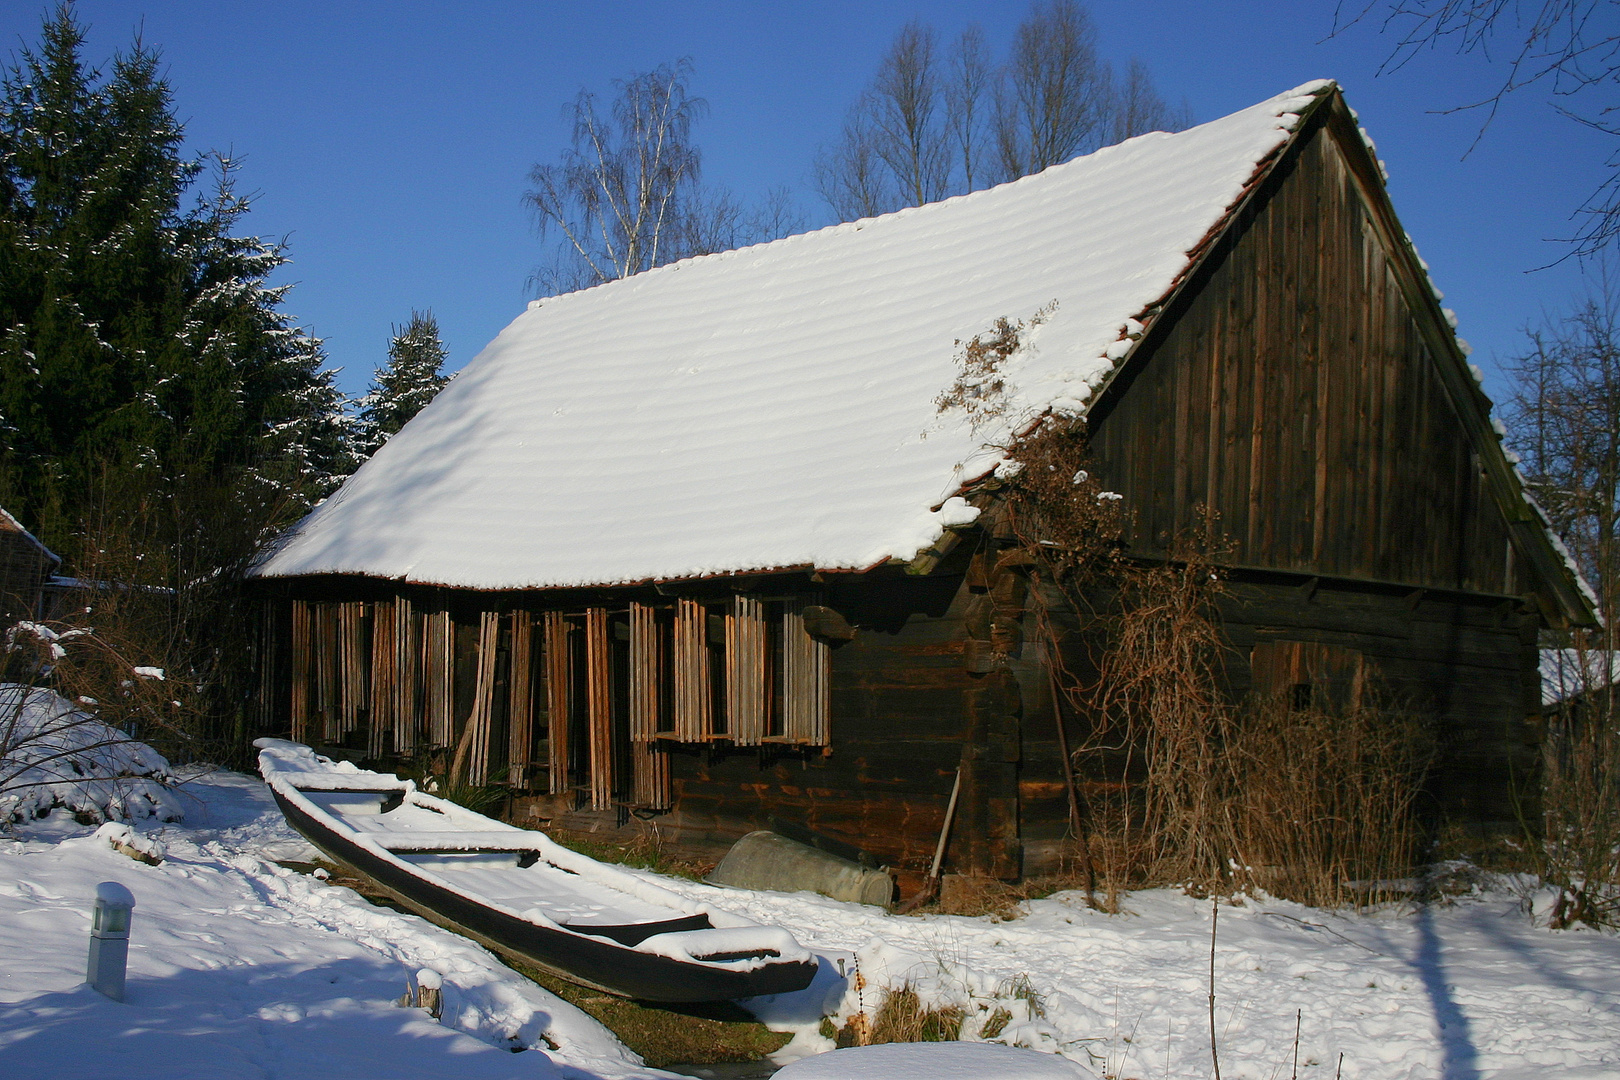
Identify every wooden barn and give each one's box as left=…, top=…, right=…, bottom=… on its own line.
left=247, top=82, right=1596, bottom=889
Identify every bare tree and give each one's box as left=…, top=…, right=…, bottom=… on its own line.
left=1503, top=274, right=1620, bottom=636
left=525, top=60, right=705, bottom=293
left=812, top=3, right=1189, bottom=222
left=947, top=25, right=994, bottom=193
left=813, top=95, right=900, bottom=221
left=870, top=20, right=952, bottom=208
left=994, top=0, right=1117, bottom=181
left=1112, top=58, right=1195, bottom=143
left=1336, top=1, right=1620, bottom=256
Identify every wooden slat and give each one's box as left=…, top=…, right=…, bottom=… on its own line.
left=392, top=597, right=417, bottom=754
left=313, top=603, right=337, bottom=742
left=631, top=740, right=671, bottom=809
left=543, top=611, right=571, bottom=795
left=630, top=602, right=669, bottom=807
left=461, top=610, right=500, bottom=785
left=368, top=599, right=395, bottom=759
left=507, top=610, right=534, bottom=787
left=673, top=598, right=710, bottom=742
left=585, top=607, right=613, bottom=810
left=290, top=599, right=311, bottom=743
left=725, top=595, right=766, bottom=746
left=423, top=609, right=454, bottom=747
left=337, top=601, right=367, bottom=737
left=629, top=602, right=659, bottom=742
left=783, top=599, right=831, bottom=745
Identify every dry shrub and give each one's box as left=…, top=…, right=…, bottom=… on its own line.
left=835, top=986, right=964, bottom=1047
left=1224, top=692, right=1432, bottom=907
left=999, top=415, right=1431, bottom=907
left=1535, top=653, right=1620, bottom=928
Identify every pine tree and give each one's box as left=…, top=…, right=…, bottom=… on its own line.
left=354, top=310, right=450, bottom=458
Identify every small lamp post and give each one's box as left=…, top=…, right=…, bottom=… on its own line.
left=87, top=881, right=135, bottom=1002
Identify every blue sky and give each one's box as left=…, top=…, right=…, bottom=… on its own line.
left=4, top=1, right=1606, bottom=406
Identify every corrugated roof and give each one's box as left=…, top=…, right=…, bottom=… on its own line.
left=253, top=82, right=1335, bottom=590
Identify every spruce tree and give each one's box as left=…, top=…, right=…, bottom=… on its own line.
left=0, top=5, right=352, bottom=557
left=354, top=310, right=450, bottom=458
left=0, top=4, right=353, bottom=759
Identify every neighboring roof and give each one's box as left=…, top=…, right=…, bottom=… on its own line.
left=255, top=81, right=1335, bottom=590
left=1540, top=648, right=1620, bottom=706
left=0, top=508, right=59, bottom=567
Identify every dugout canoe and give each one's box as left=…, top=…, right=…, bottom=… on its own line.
left=255, top=739, right=819, bottom=1003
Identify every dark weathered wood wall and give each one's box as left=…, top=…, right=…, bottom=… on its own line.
left=1086, top=116, right=1520, bottom=598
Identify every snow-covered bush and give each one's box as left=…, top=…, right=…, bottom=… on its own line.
left=0, top=683, right=183, bottom=825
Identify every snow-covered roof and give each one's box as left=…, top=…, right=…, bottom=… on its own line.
left=254, top=82, right=1335, bottom=590
left=0, top=507, right=59, bottom=566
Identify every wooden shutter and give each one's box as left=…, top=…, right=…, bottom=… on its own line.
left=726, top=595, right=766, bottom=746
left=543, top=611, right=572, bottom=795
left=585, top=607, right=613, bottom=810
left=673, top=599, right=710, bottom=741
left=290, top=600, right=311, bottom=743
left=507, top=610, right=534, bottom=787
left=783, top=599, right=830, bottom=745
left=368, top=600, right=395, bottom=759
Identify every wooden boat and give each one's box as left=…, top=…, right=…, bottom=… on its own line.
left=256, top=739, right=819, bottom=1002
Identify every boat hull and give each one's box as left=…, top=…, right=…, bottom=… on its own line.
left=271, top=788, right=818, bottom=1003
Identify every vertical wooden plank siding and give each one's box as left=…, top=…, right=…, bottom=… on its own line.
left=392, top=597, right=416, bottom=754
left=424, top=609, right=454, bottom=747
left=783, top=600, right=830, bottom=745
left=507, top=610, right=534, bottom=787
left=543, top=611, right=571, bottom=795
left=290, top=599, right=311, bottom=743
left=1086, top=122, right=1514, bottom=595
left=464, top=610, right=500, bottom=785
left=585, top=607, right=613, bottom=810
left=313, top=603, right=337, bottom=742
left=337, top=601, right=367, bottom=737
left=725, top=595, right=766, bottom=746
left=629, top=602, right=670, bottom=807
left=673, top=599, right=710, bottom=741
left=368, top=600, right=395, bottom=759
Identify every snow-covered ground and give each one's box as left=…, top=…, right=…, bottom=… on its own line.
left=673, top=868, right=1620, bottom=1079
left=0, top=769, right=662, bottom=1079
left=3, top=765, right=1619, bottom=1079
